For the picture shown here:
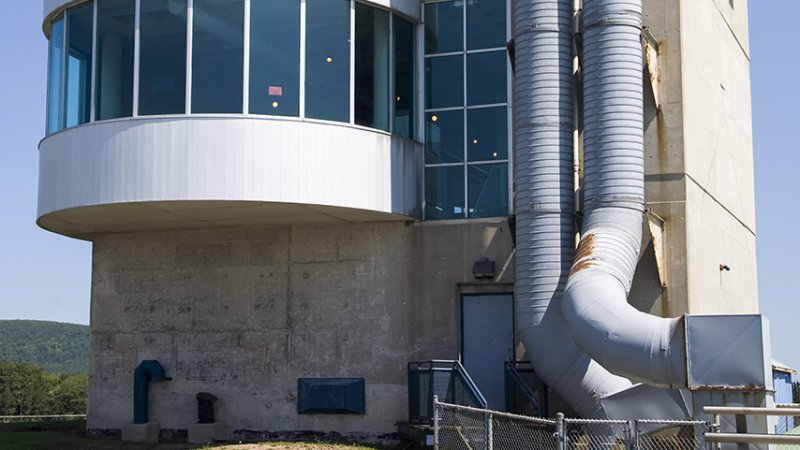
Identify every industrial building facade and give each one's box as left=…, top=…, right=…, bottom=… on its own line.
left=38, top=0, right=763, bottom=441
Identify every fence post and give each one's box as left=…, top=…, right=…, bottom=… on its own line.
left=487, top=412, right=493, bottom=450
left=433, top=395, right=439, bottom=450
left=710, top=414, right=721, bottom=450
left=556, top=412, right=565, bottom=450
left=625, top=419, right=638, bottom=450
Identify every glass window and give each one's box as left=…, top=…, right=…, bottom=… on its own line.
left=467, top=51, right=507, bottom=105
left=139, top=0, right=187, bottom=116
left=424, top=1, right=462, bottom=54
left=192, top=0, right=244, bottom=114
left=47, top=16, right=65, bottom=134
left=393, top=15, right=415, bottom=139
left=426, top=110, right=463, bottom=164
left=96, top=0, right=135, bottom=120
left=468, top=163, right=508, bottom=219
left=425, top=166, right=465, bottom=220
left=423, top=0, right=510, bottom=220
left=305, top=0, right=350, bottom=122
left=467, top=0, right=506, bottom=50
left=425, top=55, right=463, bottom=109
left=250, top=0, right=300, bottom=117
left=355, top=4, right=390, bottom=131
left=467, top=107, right=507, bottom=162
left=65, top=2, right=93, bottom=128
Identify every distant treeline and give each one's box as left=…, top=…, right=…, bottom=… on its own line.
left=0, top=320, right=89, bottom=375
left=0, top=360, right=87, bottom=416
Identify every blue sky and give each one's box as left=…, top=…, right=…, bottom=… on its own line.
left=0, top=2, right=798, bottom=370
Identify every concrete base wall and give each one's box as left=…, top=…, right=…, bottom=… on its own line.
left=88, top=219, right=515, bottom=434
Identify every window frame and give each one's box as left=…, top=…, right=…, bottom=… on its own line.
left=421, top=0, right=513, bottom=221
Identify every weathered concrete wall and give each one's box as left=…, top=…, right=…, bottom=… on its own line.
left=88, top=219, right=514, bottom=435
left=680, top=0, right=758, bottom=314
left=635, top=0, right=758, bottom=316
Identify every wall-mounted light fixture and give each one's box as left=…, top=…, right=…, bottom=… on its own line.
left=472, top=258, right=496, bottom=280
left=719, top=264, right=731, bottom=272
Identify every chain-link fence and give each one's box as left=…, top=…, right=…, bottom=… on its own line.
left=775, top=404, right=800, bottom=435
left=434, top=399, right=706, bottom=450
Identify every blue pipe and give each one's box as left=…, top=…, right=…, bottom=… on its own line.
left=133, top=360, right=168, bottom=424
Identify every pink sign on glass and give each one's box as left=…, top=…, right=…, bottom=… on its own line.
left=268, top=86, right=283, bottom=96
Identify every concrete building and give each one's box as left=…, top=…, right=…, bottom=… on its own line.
left=37, top=0, right=764, bottom=441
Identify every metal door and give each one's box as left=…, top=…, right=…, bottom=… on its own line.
left=461, top=293, right=514, bottom=411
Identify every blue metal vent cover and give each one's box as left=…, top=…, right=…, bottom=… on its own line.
left=297, top=378, right=366, bottom=414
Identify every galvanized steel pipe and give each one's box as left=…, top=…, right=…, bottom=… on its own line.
left=512, top=0, right=631, bottom=418
left=561, top=0, right=687, bottom=387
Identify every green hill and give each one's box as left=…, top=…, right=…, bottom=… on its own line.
left=0, top=320, right=89, bottom=374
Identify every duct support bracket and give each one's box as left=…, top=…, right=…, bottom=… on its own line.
left=646, top=210, right=667, bottom=287
left=642, top=27, right=662, bottom=110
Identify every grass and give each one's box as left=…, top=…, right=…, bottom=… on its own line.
left=0, top=420, right=426, bottom=450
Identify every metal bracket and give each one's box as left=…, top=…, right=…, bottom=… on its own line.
left=646, top=210, right=667, bottom=287
left=642, top=27, right=662, bottom=110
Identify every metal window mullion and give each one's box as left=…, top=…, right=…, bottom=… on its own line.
left=420, top=5, right=426, bottom=219
left=243, top=0, right=250, bottom=114
left=389, top=13, right=394, bottom=134
left=132, top=0, right=140, bottom=117
left=89, top=0, right=97, bottom=122
left=299, top=0, right=306, bottom=119
left=464, top=46, right=507, bottom=55
left=349, top=0, right=355, bottom=124
left=466, top=103, right=508, bottom=110
left=60, top=12, right=68, bottom=130
left=462, top=0, right=467, bottom=219
left=506, top=0, right=513, bottom=215
left=185, top=0, right=193, bottom=114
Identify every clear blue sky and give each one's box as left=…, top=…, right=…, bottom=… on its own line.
left=0, top=2, right=798, bottom=369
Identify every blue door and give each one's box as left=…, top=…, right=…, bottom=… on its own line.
left=461, top=293, right=514, bottom=411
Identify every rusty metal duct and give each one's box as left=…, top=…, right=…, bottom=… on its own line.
left=512, top=0, right=632, bottom=419
left=561, top=0, right=687, bottom=388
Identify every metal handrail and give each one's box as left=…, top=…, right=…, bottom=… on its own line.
left=705, top=406, right=800, bottom=416
left=505, top=361, right=546, bottom=416
left=704, top=405, right=800, bottom=446
left=452, top=360, right=488, bottom=409
left=407, top=360, right=488, bottom=424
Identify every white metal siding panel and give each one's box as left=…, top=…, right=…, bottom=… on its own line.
left=38, top=117, right=422, bottom=220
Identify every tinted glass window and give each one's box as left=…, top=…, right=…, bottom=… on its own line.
left=305, top=0, right=350, bottom=122
left=140, top=0, right=187, bottom=115
left=192, top=0, right=244, bottom=113
left=467, top=51, right=507, bottom=105
left=425, top=55, right=463, bottom=109
left=65, top=2, right=93, bottom=128
left=393, top=15, right=415, bottom=139
left=355, top=4, right=390, bottom=131
left=424, top=1, right=462, bottom=54
left=467, top=107, right=507, bottom=162
left=468, top=163, right=508, bottom=218
left=47, top=17, right=65, bottom=134
left=467, top=0, right=506, bottom=50
left=426, top=110, right=463, bottom=164
left=426, top=166, right=465, bottom=220
left=250, top=0, right=300, bottom=117
left=96, top=0, right=134, bottom=120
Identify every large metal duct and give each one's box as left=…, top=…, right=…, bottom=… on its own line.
left=512, top=0, right=632, bottom=419
left=561, top=0, right=687, bottom=388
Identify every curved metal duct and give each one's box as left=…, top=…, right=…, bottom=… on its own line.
left=561, top=0, right=687, bottom=387
left=512, top=0, right=632, bottom=418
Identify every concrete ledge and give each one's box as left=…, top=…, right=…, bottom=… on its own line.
left=121, top=421, right=159, bottom=443
left=188, top=423, right=230, bottom=444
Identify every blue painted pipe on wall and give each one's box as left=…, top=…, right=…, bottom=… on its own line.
left=133, top=360, right=169, bottom=424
